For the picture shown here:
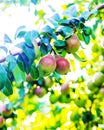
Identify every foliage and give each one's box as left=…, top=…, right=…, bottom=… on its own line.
left=0, top=0, right=104, bottom=129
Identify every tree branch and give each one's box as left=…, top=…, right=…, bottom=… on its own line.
left=96, top=4, right=104, bottom=10
left=0, top=47, right=22, bottom=63
left=0, top=4, right=104, bottom=64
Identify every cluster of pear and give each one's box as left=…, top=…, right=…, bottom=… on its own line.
left=26, top=34, right=80, bottom=98
left=87, top=66, right=104, bottom=92
left=33, top=79, right=71, bottom=104
left=38, top=54, right=70, bottom=76
left=38, top=34, right=80, bottom=77
left=49, top=82, right=70, bottom=104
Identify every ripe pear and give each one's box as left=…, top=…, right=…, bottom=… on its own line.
left=2, top=104, right=13, bottom=117
left=93, top=72, right=104, bottom=87
left=44, top=77, right=53, bottom=88
left=55, top=56, right=70, bottom=74
left=26, top=74, right=33, bottom=82
left=0, top=116, right=5, bottom=128
left=66, top=34, right=80, bottom=53
left=100, top=88, right=104, bottom=94
left=99, top=62, right=104, bottom=73
left=38, top=54, right=56, bottom=76
left=61, top=83, right=70, bottom=93
left=87, top=79, right=97, bottom=90
left=34, top=86, right=46, bottom=97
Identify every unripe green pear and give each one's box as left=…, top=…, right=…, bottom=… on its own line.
left=93, top=72, right=104, bottom=87
left=99, top=62, right=104, bottom=73
left=74, top=98, right=86, bottom=107
left=65, top=34, right=80, bottom=53
left=70, top=112, right=80, bottom=121
left=87, top=79, right=97, bottom=90
left=38, top=54, right=56, bottom=76
left=44, top=77, right=53, bottom=88
left=59, top=94, right=71, bottom=103
left=55, top=56, right=70, bottom=75
left=49, top=94, right=58, bottom=104
left=0, top=116, right=5, bottom=128
left=101, top=82, right=104, bottom=88
left=5, top=118, right=13, bottom=127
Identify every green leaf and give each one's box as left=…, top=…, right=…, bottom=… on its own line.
left=30, top=63, right=39, bottom=80
left=31, top=0, right=38, bottom=5
left=0, top=65, right=7, bottom=90
left=48, top=5, right=56, bottom=12
left=6, top=55, right=17, bottom=71
left=53, top=72, right=61, bottom=82
left=17, top=31, right=26, bottom=38
left=40, top=43, right=48, bottom=55
left=70, top=112, right=80, bottom=121
left=61, top=26, right=73, bottom=38
left=15, top=25, right=26, bottom=39
left=0, top=46, right=8, bottom=53
left=62, top=4, right=77, bottom=17
left=82, top=33, right=90, bottom=44
left=13, top=64, right=26, bottom=83
left=20, top=0, right=28, bottom=5
left=82, top=111, right=95, bottom=123
left=1, top=86, right=11, bottom=96
left=40, top=43, right=52, bottom=56
left=80, top=11, right=91, bottom=20
left=41, top=36, right=50, bottom=45
left=72, top=52, right=86, bottom=62
left=47, top=18, right=58, bottom=28
left=47, top=43, right=52, bottom=53
left=5, top=78, right=13, bottom=95
left=91, top=30, right=96, bottom=39
left=42, top=25, right=57, bottom=39
left=0, top=75, right=13, bottom=96
left=95, top=107, right=102, bottom=117
left=56, top=49, right=67, bottom=57
left=37, top=77, right=44, bottom=86
left=20, top=42, right=35, bottom=63
left=19, top=87, right=25, bottom=99
left=77, top=32, right=84, bottom=41
left=83, top=26, right=92, bottom=36
left=67, top=3, right=75, bottom=8
left=6, top=103, right=13, bottom=110
left=17, top=57, right=25, bottom=72
left=59, top=19, right=70, bottom=26
left=4, top=34, right=12, bottom=43
left=47, top=13, right=60, bottom=28
left=17, top=53, right=31, bottom=74
left=80, top=9, right=98, bottom=20
left=54, top=40, right=66, bottom=48
left=24, top=30, right=39, bottom=43
left=34, top=9, right=38, bottom=16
